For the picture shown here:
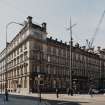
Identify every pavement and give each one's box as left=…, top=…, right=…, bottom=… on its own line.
left=0, top=93, right=105, bottom=105
left=9, top=92, right=105, bottom=102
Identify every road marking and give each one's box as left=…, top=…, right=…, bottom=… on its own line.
left=58, top=102, right=70, bottom=104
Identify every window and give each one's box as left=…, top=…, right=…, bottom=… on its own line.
left=53, top=47, right=56, bottom=55
left=33, top=64, right=37, bottom=72
left=54, top=67, right=56, bottom=74
left=14, top=51, right=16, bottom=57
left=24, top=42, right=27, bottom=50
left=17, top=49, right=19, bottom=55
left=80, top=55, right=82, bottom=61
left=11, top=53, right=13, bottom=59
left=40, top=80, right=43, bottom=85
left=20, top=46, right=23, bottom=52
left=24, top=77, right=27, bottom=88
left=58, top=49, right=61, bottom=56
left=20, top=78, right=23, bottom=88
left=20, top=54, right=23, bottom=62
left=14, top=69, right=16, bottom=76
left=37, top=53, right=40, bottom=60
left=37, top=65, right=40, bottom=73
left=17, top=57, right=19, bottom=64
left=24, top=65, right=27, bottom=74
left=47, top=47, right=51, bottom=53
left=17, top=69, right=19, bottom=76
left=76, top=54, right=78, bottom=60
left=48, top=56, right=50, bottom=62
left=47, top=65, right=50, bottom=74
left=21, top=67, right=23, bottom=75
left=14, top=59, right=16, bottom=66
left=24, top=52, right=28, bottom=60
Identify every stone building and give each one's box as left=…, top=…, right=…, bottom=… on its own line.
left=0, top=16, right=104, bottom=94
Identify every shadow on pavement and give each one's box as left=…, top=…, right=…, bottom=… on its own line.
left=0, top=94, right=90, bottom=105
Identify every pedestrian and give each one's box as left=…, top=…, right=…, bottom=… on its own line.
left=5, top=90, right=8, bottom=101
left=70, top=88, right=73, bottom=96
left=67, top=88, right=70, bottom=96
left=56, top=88, right=59, bottom=98
left=89, top=88, right=93, bottom=97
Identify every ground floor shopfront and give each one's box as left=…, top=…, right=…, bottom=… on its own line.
left=29, top=74, right=100, bottom=94
left=0, top=74, right=100, bottom=94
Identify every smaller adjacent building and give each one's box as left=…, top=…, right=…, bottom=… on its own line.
left=96, top=47, right=105, bottom=89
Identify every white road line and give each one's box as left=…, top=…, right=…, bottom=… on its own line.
left=58, top=102, right=69, bottom=104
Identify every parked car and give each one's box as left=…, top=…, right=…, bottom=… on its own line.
left=92, top=89, right=99, bottom=94
left=98, top=89, right=105, bottom=94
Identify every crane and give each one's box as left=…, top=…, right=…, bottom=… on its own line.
left=86, top=10, right=105, bottom=51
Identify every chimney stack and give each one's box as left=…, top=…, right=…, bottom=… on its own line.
left=42, top=22, right=47, bottom=32
left=27, top=16, right=32, bottom=24
left=75, top=43, right=79, bottom=48
left=97, top=46, right=101, bottom=51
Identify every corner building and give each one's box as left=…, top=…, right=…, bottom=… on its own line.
left=0, top=16, right=103, bottom=94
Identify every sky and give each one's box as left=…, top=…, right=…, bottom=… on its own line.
left=0, top=0, right=105, bottom=51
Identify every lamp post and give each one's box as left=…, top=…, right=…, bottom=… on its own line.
left=38, top=22, right=46, bottom=102
left=5, top=22, right=23, bottom=101
left=67, top=17, right=76, bottom=92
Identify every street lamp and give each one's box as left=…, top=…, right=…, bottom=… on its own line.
left=38, top=22, right=46, bottom=102
left=5, top=21, right=23, bottom=101
left=67, top=17, right=76, bottom=92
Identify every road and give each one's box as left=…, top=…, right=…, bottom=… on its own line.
left=0, top=94, right=105, bottom=105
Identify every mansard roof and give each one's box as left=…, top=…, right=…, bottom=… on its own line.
left=46, top=37, right=99, bottom=59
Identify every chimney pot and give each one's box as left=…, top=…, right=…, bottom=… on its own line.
left=55, top=38, right=58, bottom=41
left=27, top=16, right=32, bottom=23
left=50, top=37, right=52, bottom=39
